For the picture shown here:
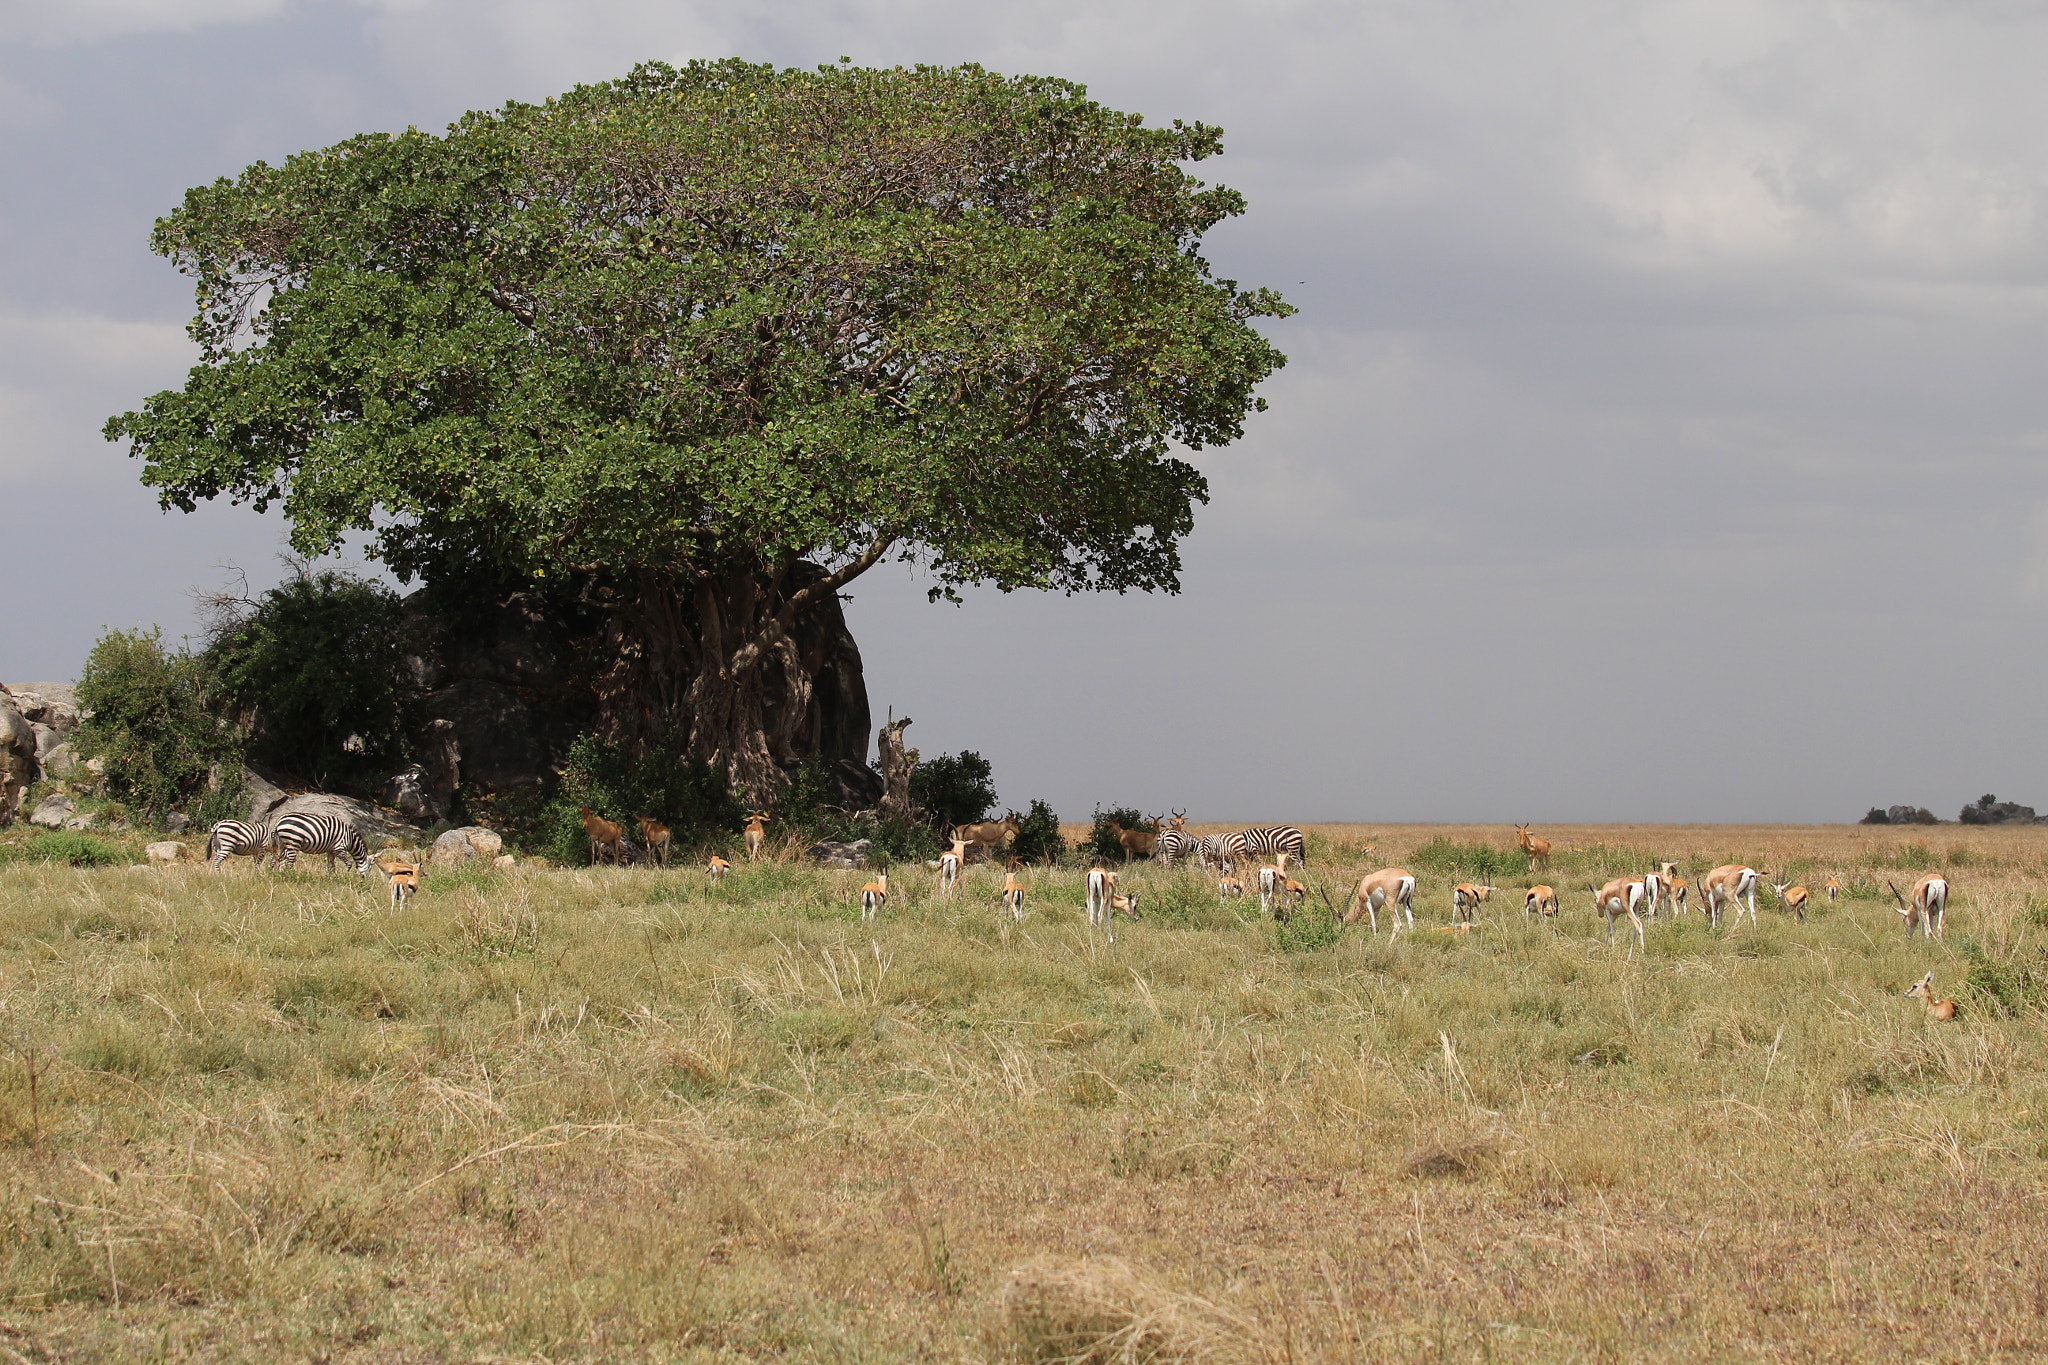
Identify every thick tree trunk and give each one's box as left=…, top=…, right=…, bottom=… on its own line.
left=589, top=541, right=892, bottom=805
left=876, top=713, right=916, bottom=824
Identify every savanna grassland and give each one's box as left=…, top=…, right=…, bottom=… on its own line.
left=3, top=821, right=2048, bottom=1363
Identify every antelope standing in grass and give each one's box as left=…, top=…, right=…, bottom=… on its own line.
left=1344, top=868, right=1416, bottom=935
left=1700, top=864, right=1764, bottom=929
left=743, top=811, right=772, bottom=860
left=1772, top=880, right=1809, bottom=921
left=1662, top=876, right=1690, bottom=918
left=1001, top=872, right=1026, bottom=920
left=638, top=816, right=671, bottom=869
left=1524, top=884, right=1558, bottom=919
left=1217, top=876, right=1246, bottom=900
left=1283, top=877, right=1308, bottom=913
left=1824, top=875, right=1842, bottom=903
left=1105, top=818, right=1160, bottom=863
left=1589, top=876, right=1648, bottom=950
left=1451, top=883, right=1495, bottom=923
left=1888, top=874, right=1949, bottom=939
left=938, top=837, right=968, bottom=895
left=1257, top=865, right=1283, bottom=917
left=1086, top=867, right=1119, bottom=925
left=1110, top=891, right=1141, bottom=920
left=1640, top=870, right=1665, bottom=920
left=580, top=808, right=625, bottom=866
left=380, top=860, right=420, bottom=908
left=1515, top=825, right=1552, bottom=873
left=956, top=812, right=1021, bottom=861
left=707, top=854, right=731, bottom=884
left=859, top=871, right=889, bottom=922
left=1904, top=972, right=1959, bottom=1021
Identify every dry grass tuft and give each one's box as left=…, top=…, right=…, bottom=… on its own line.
left=999, top=1254, right=1280, bottom=1365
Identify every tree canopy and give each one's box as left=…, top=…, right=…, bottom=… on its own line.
left=106, top=58, right=1291, bottom=791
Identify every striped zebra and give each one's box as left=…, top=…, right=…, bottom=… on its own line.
left=1234, top=825, right=1307, bottom=868
left=1197, top=832, right=1244, bottom=873
left=206, top=819, right=275, bottom=871
left=271, top=811, right=373, bottom=874
left=1154, top=829, right=1199, bottom=868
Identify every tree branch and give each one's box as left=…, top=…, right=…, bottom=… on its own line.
left=726, top=530, right=895, bottom=678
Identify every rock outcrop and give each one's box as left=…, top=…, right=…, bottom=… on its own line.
left=0, top=696, right=34, bottom=824
left=267, top=792, right=422, bottom=848
left=1959, top=795, right=2041, bottom=825
left=431, top=826, right=506, bottom=865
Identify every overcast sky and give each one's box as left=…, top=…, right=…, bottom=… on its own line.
left=6, top=0, right=2047, bottom=823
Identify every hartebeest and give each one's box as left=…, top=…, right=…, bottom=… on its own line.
left=859, top=871, right=889, bottom=922
left=1105, top=818, right=1160, bottom=863
left=1772, top=880, right=1809, bottom=921
left=1589, top=876, right=1648, bottom=950
left=1344, top=868, right=1416, bottom=935
left=1001, top=872, right=1026, bottom=921
left=638, top=816, right=671, bottom=868
left=707, top=854, right=730, bottom=883
left=743, top=811, right=772, bottom=860
left=579, top=808, right=624, bottom=866
left=1515, top=825, right=1552, bottom=873
left=1451, top=883, right=1496, bottom=923
left=1904, top=971, right=1959, bottom=1021
left=1700, top=864, right=1764, bottom=929
left=1524, top=884, right=1558, bottom=918
left=956, top=812, right=1021, bottom=861
left=1888, top=875, right=1949, bottom=939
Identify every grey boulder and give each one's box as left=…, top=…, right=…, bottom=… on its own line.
left=805, top=838, right=875, bottom=869
left=431, top=826, right=506, bottom=865
left=29, top=795, right=75, bottom=829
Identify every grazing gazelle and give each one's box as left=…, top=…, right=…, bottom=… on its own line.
left=1282, top=877, right=1309, bottom=912
left=1904, top=971, right=1959, bottom=1021
left=1824, top=875, right=1843, bottom=903
left=1772, top=880, right=1809, bottom=921
left=1663, top=876, right=1690, bottom=918
left=1451, top=883, right=1495, bottom=923
left=938, top=837, right=968, bottom=895
left=1110, top=891, right=1142, bottom=920
left=1217, top=876, right=1246, bottom=900
left=1344, top=868, right=1416, bottom=935
left=1515, top=825, right=1552, bottom=873
left=743, top=811, right=772, bottom=860
left=1888, top=875, right=1950, bottom=939
left=1640, top=871, right=1666, bottom=920
left=380, top=859, right=420, bottom=908
left=859, top=871, right=889, bottom=922
left=638, top=816, right=671, bottom=868
left=1000, top=872, right=1026, bottom=921
left=1700, top=864, right=1764, bottom=929
left=1524, top=884, right=1559, bottom=919
left=1589, top=877, right=1648, bottom=950
left=1257, top=865, right=1283, bottom=917
left=1086, top=867, right=1118, bottom=930
left=706, top=854, right=731, bottom=884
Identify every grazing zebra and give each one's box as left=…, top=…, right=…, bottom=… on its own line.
left=271, top=812, right=373, bottom=874
left=1198, top=832, right=1246, bottom=873
left=1154, top=828, right=1199, bottom=868
left=206, top=819, right=275, bottom=871
left=1234, top=825, right=1307, bottom=868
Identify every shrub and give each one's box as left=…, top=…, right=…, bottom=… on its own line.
left=543, top=726, right=742, bottom=865
left=1407, top=838, right=1520, bottom=881
left=207, top=568, right=415, bottom=791
left=909, top=750, right=997, bottom=831
left=1009, top=799, right=1064, bottom=865
left=1860, top=808, right=1890, bottom=825
left=1080, top=807, right=1151, bottom=863
left=1962, top=940, right=2045, bottom=1018
left=75, top=627, right=240, bottom=820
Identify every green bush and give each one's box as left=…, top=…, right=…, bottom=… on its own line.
left=1961, top=940, right=2045, bottom=1018
left=75, top=627, right=240, bottom=820
left=208, top=569, right=414, bottom=791
left=909, top=750, right=997, bottom=831
left=0, top=833, right=126, bottom=867
left=1009, top=799, right=1064, bottom=865
left=543, top=726, right=742, bottom=865
left=1407, top=838, right=1520, bottom=881
left=1275, top=904, right=1343, bottom=952
left=1080, top=806, right=1152, bottom=863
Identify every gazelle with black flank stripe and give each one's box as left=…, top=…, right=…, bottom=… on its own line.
left=1888, top=874, right=1949, bottom=939
left=271, top=812, right=373, bottom=874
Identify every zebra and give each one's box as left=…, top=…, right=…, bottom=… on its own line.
left=206, top=819, right=276, bottom=871
left=1154, top=828, right=1199, bottom=868
left=1234, top=825, right=1308, bottom=869
left=1197, top=832, right=1245, bottom=874
left=271, top=811, right=374, bottom=874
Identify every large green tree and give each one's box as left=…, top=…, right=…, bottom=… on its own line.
left=108, top=59, right=1290, bottom=797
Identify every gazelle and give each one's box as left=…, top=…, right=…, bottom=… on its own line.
left=938, top=837, right=968, bottom=895
left=1515, top=825, right=1552, bottom=873
left=1110, top=891, right=1141, bottom=920
left=1887, top=875, right=1949, bottom=939
left=743, top=811, right=772, bottom=860
left=1904, top=971, right=1958, bottom=1021
left=859, top=871, right=889, bottom=922
left=1524, top=884, right=1558, bottom=919
left=707, top=854, right=731, bottom=883
left=1772, top=880, right=1809, bottom=922
left=1086, top=867, right=1118, bottom=930
left=1589, top=876, right=1648, bottom=950
left=380, top=859, right=420, bottom=908
left=1001, top=872, right=1026, bottom=921
left=1283, top=877, right=1308, bottom=912
left=1451, top=883, right=1495, bottom=923
left=1640, top=870, right=1665, bottom=921
left=1823, top=875, right=1842, bottom=903
left=1257, top=865, right=1283, bottom=917
left=579, top=807, right=624, bottom=866
left=638, top=816, right=671, bottom=868
left=1344, top=868, right=1416, bottom=935
left=1663, top=876, right=1690, bottom=917
left=1217, top=876, right=1246, bottom=900
left=1700, top=864, right=1764, bottom=929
